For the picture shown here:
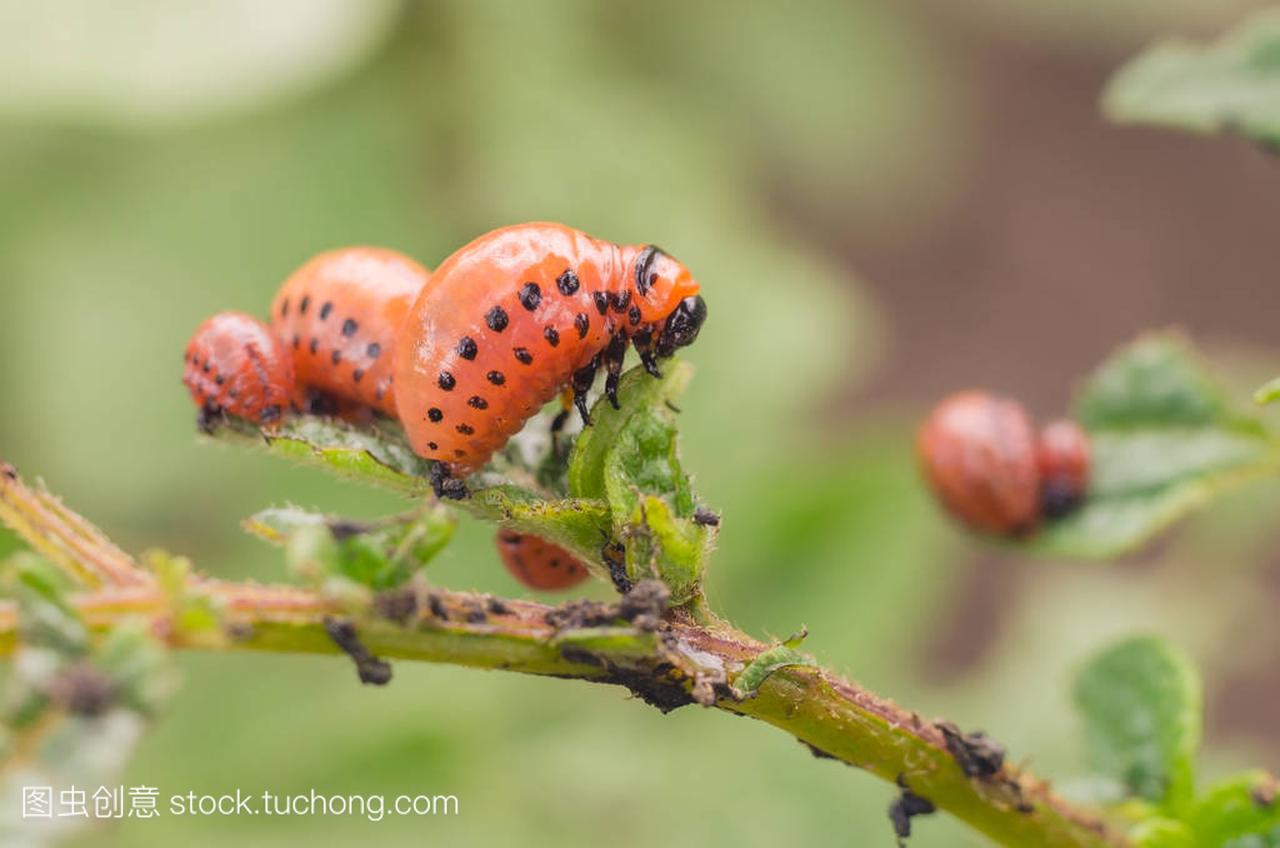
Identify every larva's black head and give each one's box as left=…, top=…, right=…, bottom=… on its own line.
left=656, top=295, right=707, bottom=357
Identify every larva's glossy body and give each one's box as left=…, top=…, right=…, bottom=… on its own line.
left=183, top=312, right=294, bottom=426
left=1037, top=419, right=1091, bottom=518
left=269, top=247, right=430, bottom=417
left=394, top=222, right=704, bottom=473
left=495, top=529, right=590, bottom=591
left=917, top=391, right=1041, bottom=536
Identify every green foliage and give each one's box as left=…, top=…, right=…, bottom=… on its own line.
left=245, top=505, right=454, bottom=591
left=1074, top=636, right=1280, bottom=846
left=1074, top=636, right=1201, bottom=809
left=1187, top=772, right=1280, bottom=847
left=212, top=360, right=714, bottom=604
left=571, top=363, right=715, bottom=603
left=1024, top=334, right=1280, bottom=558
left=1103, top=9, right=1280, bottom=146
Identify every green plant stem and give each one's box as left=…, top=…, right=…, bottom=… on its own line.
left=0, top=458, right=1130, bottom=847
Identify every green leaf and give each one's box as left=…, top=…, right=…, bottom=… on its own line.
left=1024, top=333, right=1280, bottom=559
left=1255, top=377, right=1280, bottom=407
left=1187, top=771, right=1280, bottom=847
left=570, top=362, right=715, bottom=603
left=1103, top=9, right=1280, bottom=147
left=568, top=360, right=695, bottom=500
left=1073, top=636, right=1202, bottom=810
left=249, top=505, right=455, bottom=590
left=1129, top=818, right=1196, bottom=848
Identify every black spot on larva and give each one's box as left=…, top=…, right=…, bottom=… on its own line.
left=575, top=313, right=590, bottom=339
left=300, top=295, right=311, bottom=314
left=319, top=301, right=333, bottom=320
left=458, top=336, right=478, bottom=360
left=309, top=338, right=319, bottom=355
left=331, top=350, right=342, bottom=365
left=593, top=292, right=609, bottom=315
left=215, top=374, right=225, bottom=385
left=635, top=245, right=661, bottom=295
left=228, top=388, right=239, bottom=399
left=468, top=395, right=488, bottom=410
left=514, top=347, right=533, bottom=365
left=428, top=407, right=443, bottom=422
left=628, top=305, right=642, bottom=325
left=519, top=282, right=541, bottom=311
left=456, top=423, right=475, bottom=435
left=544, top=326, right=560, bottom=347
left=486, top=370, right=505, bottom=386
left=202, top=361, right=211, bottom=373
left=438, top=372, right=456, bottom=391
left=281, top=298, right=290, bottom=316
left=556, top=269, right=580, bottom=295
left=261, top=404, right=283, bottom=423
left=485, top=305, right=509, bottom=332
left=427, top=441, right=438, bottom=450
left=353, top=368, right=364, bottom=382
left=454, top=449, right=466, bottom=458
left=366, top=342, right=381, bottom=359
left=342, top=318, right=358, bottom=337
left=292, top=334, right=300, bottom=349
left=611, top=290, right=631, bottom=312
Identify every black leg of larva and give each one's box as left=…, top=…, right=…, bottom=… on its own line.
left=571, top=354, right=600, bottom=427
left=603, top=332, right=628, bottom=409
left=550, top=407, right=570, bottom=435
left=632, top=332, right=662, bottom=379
left=196, top=402, right=223, bottom=434
left=429, top=462, right=469, bottom=500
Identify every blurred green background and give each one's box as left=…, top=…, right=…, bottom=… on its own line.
left=2, top=1, right=1279, bottom=845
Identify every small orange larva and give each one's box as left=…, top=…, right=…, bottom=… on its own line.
left=182, top=312, right=294, bottom=427
left=917, top=391, right=1041, bottom=536
left=495, top=529, right=590, bottom=591
left=1036, top=419, right=1091, bottom=518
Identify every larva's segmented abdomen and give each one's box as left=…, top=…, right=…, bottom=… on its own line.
left=393, top=224, right=629, bottom=471
left=270, top=247, right=430, bottom=417
left=183, top=312, right=294, bottom=425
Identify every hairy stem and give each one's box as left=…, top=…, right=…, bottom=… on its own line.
left=0, top=462, right=1127, bottom=848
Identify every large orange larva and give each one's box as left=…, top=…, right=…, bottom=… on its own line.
left=394, top=222, right=705, bottom=482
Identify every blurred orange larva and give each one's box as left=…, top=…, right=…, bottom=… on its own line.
left=917, top=391, right=1041, bottom=536
left=1036, top=419, right=1091, bottom=518
left=495, top=529, right=591, bottom=591
left=182, top=312, right=295, bottom=427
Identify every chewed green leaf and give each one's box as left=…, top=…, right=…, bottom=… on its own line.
left=570, top=361, right=712, bottom=603
left=1023, top=334, right=1280, bottom=559
left=1073, top=636, right=1201, bottom=811
left=569, top=360, right=695, bottom=500
left=1103, top=9, right=1280, bottom=147
left=1188, top=771, right=1280, bottom=847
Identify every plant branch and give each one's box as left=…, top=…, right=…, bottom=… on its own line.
left=0, top=462, right=1128, bottom=848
